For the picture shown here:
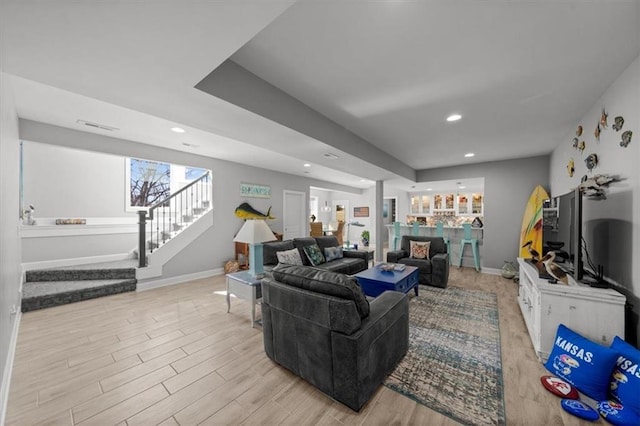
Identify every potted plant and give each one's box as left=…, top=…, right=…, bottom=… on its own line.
left=361, top=230, right=370, bottom=247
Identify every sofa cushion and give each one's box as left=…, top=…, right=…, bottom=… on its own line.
left=263, top=240, right=296, bottom=266
left=293, top=237, right=318, bottom=266
left=276, top=248, right=303, bottom=265
left=324, top=246, right=344, bottom=262
left=303, top=244, right=326, bottom=266
left=272, top=264, right=370, bottom=318
left=315, top=257, right=363, bottom=275
left=410, top=240, right=431, bottom=259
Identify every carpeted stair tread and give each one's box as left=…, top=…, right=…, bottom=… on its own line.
left=21, top=279, right=137, bottom=312
left=26, top=264, right=136, bottom=282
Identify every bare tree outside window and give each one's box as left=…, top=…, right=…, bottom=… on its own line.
left=130, top=159, right=170, bottom=207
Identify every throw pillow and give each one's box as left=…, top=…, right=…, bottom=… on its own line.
left=303, top=244, right=326, bottom=266
left=276, top=248, right=303, bottom=266
left=410, top=240, right=431, bottom=259
left=609, top=336, right=640, bottom=415
left=324, top=246, right=344, bottom=262
left=544, top=324, right=619, bottom=401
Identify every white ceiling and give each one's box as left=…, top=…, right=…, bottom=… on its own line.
left=2, top=1, right=638, bottom=192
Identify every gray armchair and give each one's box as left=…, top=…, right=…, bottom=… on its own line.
left=387, top=235, right=450, bottom=288
left=261, top=264, right=409, bottom=411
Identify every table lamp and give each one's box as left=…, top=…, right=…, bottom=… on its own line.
left=233, top=219, right=275, bottom=278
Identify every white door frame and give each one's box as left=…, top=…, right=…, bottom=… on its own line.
left=283, top=190, right=307, bottom=240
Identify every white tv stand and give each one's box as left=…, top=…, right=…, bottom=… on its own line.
left=517, top=258, right=625, bottom=361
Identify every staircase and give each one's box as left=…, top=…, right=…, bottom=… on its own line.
left=21, top=172, right=213, bottom=311
left=22, top=260, right=137, bottom=312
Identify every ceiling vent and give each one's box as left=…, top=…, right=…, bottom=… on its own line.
left=76, top=119, right=119, bottom=132
left=323, top=152, right=339, bottom=159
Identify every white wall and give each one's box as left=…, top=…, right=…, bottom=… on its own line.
left=22, top=141, right=128, bottom=218
left=0, top=72, right=23, bottom=423
left=550, top=55, right=640, bottom=344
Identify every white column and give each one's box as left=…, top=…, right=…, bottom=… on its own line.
left=375, top=180, right=384, bottom=263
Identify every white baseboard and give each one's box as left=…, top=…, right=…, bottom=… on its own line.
left=1, top=311, right=21, bottom=426
left=481, top=267, right=503, bottom=276
left=22, top=253, right=132, bottom=271
left=136, top=268, right=223, bottom=291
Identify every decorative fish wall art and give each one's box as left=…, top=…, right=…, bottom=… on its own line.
left=594, top=122, right=601, bottom=141
left=234, top=202, right=275, bottom=220
left=612, top=116, right=624, bottom=132
left=572, top=138, right=579, bottom=149
left=584, top=153, right=599, bottom=171
left=576, top=125, right=583, bottom=136
left=620, top=130, right=632, bottom=148
left=578, top=140, right=585, bottom=152
left=567, top=158, right=575, bottom=177
left=600, top=107, right=608, bottom=128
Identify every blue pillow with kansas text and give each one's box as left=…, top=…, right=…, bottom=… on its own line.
left=610, top=336, right=640, bottom=415
left=544, top=324, right=619, bottom=401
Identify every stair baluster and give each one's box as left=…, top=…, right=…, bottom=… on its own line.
left=137, top=171, right=211, bottom=267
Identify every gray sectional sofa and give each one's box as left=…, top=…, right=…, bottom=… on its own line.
left=262, top=236, right=368, bottom=274
left=261, top=264, right=409, bottom=411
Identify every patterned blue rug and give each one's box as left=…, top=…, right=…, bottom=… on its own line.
left=384, top=285, right=505, bottom=425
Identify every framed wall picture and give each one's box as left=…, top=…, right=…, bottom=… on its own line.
left=354, top=206, right=369, bottom=218
left=240, top=182, right=271, bottom=198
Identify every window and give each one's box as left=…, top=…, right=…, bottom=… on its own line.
left=126, top=157, right=209, bottom=211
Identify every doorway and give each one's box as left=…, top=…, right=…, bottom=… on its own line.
left=283, top=190, right=306, bottom=240
left=383, top=197, right=397, bottom=247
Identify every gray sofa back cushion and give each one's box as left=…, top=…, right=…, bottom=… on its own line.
left=263, top=240, right=296, bottom=266
left=271, top=264, right=370, bottom=318
left=314, top=236, right=340, bottom=252
left=400, top=235, right=446, bottom=257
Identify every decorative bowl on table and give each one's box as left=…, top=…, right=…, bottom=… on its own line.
left=379, top=263, right=395, bottom=272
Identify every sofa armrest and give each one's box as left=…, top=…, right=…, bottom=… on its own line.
left=330, top=291, right=409, bottom=410
left=343, top=250, right=368, bottom=263
left=386, top=250, right=407, bottom=263
left=431, top=252, right=450, bottom=287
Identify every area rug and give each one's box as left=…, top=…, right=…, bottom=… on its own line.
left=384, top=285, right=505, bottom=425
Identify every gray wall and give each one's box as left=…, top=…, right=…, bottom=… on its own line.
left=19, top=120, right=362, bottom=278
left=550, top=55, right=639, bottom=344
left=0, top=72, right=22, bottom=418
left=417, top=155, right=551, bottom=270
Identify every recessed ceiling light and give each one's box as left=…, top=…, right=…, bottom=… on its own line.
left=323, top=153, right=339, bottom=159
left=446, top=114, right=462, bottom=122
left=303, top=163, right=311, bottom=167
left=464, top=152, right=475, bottom=158
left=171, top=127, right=185, bottom=133
left=459, top=185, right=466, bottom=189
left=426, top=188, right=433, bottom=191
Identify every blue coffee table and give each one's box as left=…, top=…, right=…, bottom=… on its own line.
left=354, top=265, right=419, bottom=298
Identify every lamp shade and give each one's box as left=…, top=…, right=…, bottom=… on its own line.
left=233, top=219, right=274, bottom=244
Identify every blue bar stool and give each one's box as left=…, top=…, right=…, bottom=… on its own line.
left=436, top=222, right=452, bottom=264
left=411, top=222, right=420, bottom=236
left=392, top=221, right=402, bottom=251
left=458, top=223, right=480, bottom=271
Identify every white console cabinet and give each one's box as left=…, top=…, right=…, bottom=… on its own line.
left=517, top=258, right=625, bottom=361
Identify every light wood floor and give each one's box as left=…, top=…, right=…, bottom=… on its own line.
left=6, top=268, right=599, bottom=425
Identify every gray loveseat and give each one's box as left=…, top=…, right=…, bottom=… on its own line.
left=263, top=236, right=368, bottom=274
left=386, top=235, right=450, bottom=288
left=261, top=264, right=409, bottom=411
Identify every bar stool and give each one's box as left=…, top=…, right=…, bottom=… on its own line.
left=411, top=222, right=420, bottom=236
left=458, top=223, right=480, bottom=271
left=436, top=222, right=452, bottom=264
left=391, top=222, right=402, bottom=251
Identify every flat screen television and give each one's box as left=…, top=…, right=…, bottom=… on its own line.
left=543, top=187, right=583, bottom=281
